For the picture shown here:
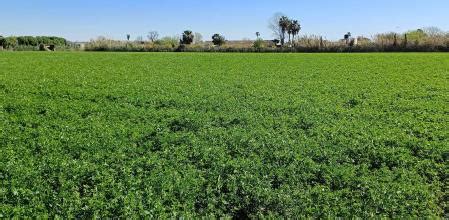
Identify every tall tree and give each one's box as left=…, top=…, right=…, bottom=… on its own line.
left=256, top=32, right=260, bottom=39
left=422, top=26, right=445, bottom=37
left=126, top=34, right=130, bottom=41
left=193, top=32, right=203, bottom=44
left=212, top=34, right=225, bottom=46
left=268, top=13, right=286, bottom=42
left=290, top=20, right=301, bottom=46
left=403, top=33, right=408, bottom=47
left=147, top=31, right=159, bottom=42
left=287, top=20, right=293, bottom=45
left=181, top=30, right=194, bottom=45
left=279, top=16, right=290, bottom=46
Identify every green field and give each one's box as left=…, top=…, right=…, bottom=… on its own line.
left=1, top=52, right=448, bottom=218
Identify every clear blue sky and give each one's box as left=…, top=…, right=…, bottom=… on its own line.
left=1, top=0, right=448, bottom=42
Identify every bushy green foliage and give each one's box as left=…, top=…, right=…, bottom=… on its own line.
left=406, top=29, right=428, bottom=45
left=17, top=36, right=38, bottom=46
left=181, top=30, right=194, bottom=45
left=1, top=53, right=447, bottom=218
left=0, top=36, right=67, bottom=50
left=84, top=33, right=449, bottom=53
left=20, top=36, right=67, bottom=46
left=212, top=34, right=225, bottom=46
left=0, top=36, right=4, bottom=48
left=157, top=36, right=180, bottom=48
left=253, top=38, right=265, bottom=49
left=2, top=37, right=18, bottom=49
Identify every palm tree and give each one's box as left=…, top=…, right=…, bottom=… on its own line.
left=256, top=32, right=260, bottom=39
left=279, top=16, right=290, bottom=46
left=287, top=21, right=293, bottom=45
left=290, top=20, right=301, bottom=46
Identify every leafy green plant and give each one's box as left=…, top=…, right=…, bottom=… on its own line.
left=1, top=53, right=447, bottom=218
left=406, top=29, right=427, bottom=45
left=253, top=38, right=265, bottom=49
left=2, top=37, right=18, bottom=49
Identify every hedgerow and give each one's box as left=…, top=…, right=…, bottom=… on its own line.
left=0, top=36, right=68, bottom=50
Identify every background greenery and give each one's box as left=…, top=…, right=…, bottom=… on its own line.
left=0, top=36, right=68, bottom=50
left=81, top=27, right=449, bottom=52
left=2, top=27, right=449, bottom=52
left=1, top=52, right=448, bottom=218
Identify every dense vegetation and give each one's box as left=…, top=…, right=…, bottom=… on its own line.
left=2, top=26, right=449, bottom=52
left=0, top=36, right=68, bottom=50
left=83, top=27, right=449, bottom=52
left=83, top=17, right=449, bottom=53
left=1, top=52, right=448, bottom=218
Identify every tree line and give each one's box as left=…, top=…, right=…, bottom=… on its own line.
left=0, top=36, right=67, bottom=50
left=122, top=14, right=302, bottom=48
left=84, top=13, right=449, bottom=53
left=2, top=13, right=449, bottom=52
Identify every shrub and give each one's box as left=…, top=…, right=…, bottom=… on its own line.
left=0, top=36, right=68, bottom=50
left=157, top=36, right=179, bottom=48
left=83, top=28, right=449, bottom=53
left=0, top=36, right=4, bottom=48
left=3, top=37, right=18, bottom=49
left=406, top=29, right=427, bottom=45
left=17, top=36, right=38, bottom=46
left=253, top=38, right=265, bottom=50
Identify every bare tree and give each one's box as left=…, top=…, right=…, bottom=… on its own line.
left=268, top=12, right=286, bottom=41
left=193, top=32, right=203, bottom=44
left=422, top=27, right=445, bottom=37
left=147, top=31, right=159, bottom=42
left=135, top=36, right=144, bottom=44
left=422, top=27, right=446, bottom=45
